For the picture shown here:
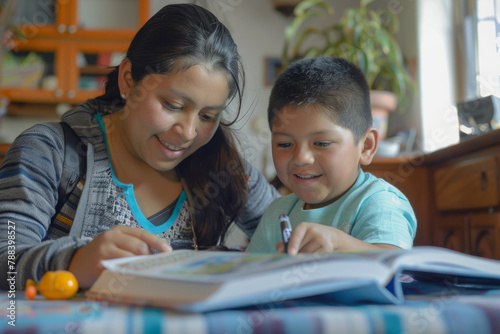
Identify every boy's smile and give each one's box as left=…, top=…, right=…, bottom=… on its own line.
left=271, top=105, right=365, bottom=209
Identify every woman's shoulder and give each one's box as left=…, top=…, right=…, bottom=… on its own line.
left=11, top=122, right=64, bottom=150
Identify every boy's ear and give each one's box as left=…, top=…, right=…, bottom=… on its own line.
left=359, top=126, right=379, bottom=166
left=118, top=59, right=133, bottom=96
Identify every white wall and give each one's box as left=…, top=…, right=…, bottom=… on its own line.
left=384, top=0, right=421, bottom=142
left=78, top=0, right=138, bottom=29
left=416, top=0, right=460, bottom=152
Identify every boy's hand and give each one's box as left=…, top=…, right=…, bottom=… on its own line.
left=68, top=225, right=171, bottom=288
left=275, top=222, right=401, bottom=255
left=276, top=222, right=338, bottom=255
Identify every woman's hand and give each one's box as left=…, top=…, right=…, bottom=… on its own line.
left=276, top=222, right=399, bottom=255
left=68, top=225, right=171, bottom=288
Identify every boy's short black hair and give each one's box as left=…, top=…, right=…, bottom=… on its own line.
left=268, top=56, right=372, bottom=143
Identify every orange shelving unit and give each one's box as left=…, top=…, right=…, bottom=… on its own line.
left=1, top=0, right=150, bottom=106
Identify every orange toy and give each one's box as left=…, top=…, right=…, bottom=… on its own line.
left=25, top=271, right=79, bottom=300
left=25, top=285, right=37, bottom=300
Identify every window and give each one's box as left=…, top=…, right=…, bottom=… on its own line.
left=464, top=0, right=500, bottom=99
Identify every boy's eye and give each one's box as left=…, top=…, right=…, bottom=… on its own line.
left=315, top=141, right=331, bottom=147
left=276, top=142, right=292, bottom=148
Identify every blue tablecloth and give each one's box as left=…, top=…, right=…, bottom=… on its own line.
left=2, top=289, right=500, bottom=334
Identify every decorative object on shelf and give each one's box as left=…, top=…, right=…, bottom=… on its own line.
left=2, top=51, right=45, bottom=88
left=370, top=90, right=397, bottom=140
left=281, top=0, right=415, bottom=139
left=264, top=57, right=283, bottom=86
left=457, top=95, right=500, bottom=140
left=0, top=0, right=27, bottom=125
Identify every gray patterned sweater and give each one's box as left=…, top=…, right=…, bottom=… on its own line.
left=0, top=99, right=279, bottom=290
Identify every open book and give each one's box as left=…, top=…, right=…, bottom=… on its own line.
left=85, top=246, right=500, bottom=312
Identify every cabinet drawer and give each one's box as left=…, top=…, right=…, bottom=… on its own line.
left=434, top=157, right=499, bottom=211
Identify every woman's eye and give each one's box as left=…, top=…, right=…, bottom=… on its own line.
left=200, top=113, right=217, bottom=122
left=163, top=101, right=183, bottom=111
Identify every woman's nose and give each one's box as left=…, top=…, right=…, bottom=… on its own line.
left=173, top=114, right=197, bottom=141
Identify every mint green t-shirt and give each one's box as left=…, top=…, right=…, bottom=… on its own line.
left=246, top=169, right=416, bottom=253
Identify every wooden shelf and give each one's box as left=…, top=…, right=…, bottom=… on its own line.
left=4, top=0, right=149, bottom=106
left=80, top=65, right=113, bottom=76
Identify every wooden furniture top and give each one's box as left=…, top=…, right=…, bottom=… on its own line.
left=369, top=129, right=500, bottom=167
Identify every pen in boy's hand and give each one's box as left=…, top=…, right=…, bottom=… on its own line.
left=280, top=214, right=292, bottom=253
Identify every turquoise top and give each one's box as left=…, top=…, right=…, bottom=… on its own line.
left=247, top=169, right=417, bottom=252
left=95, top=113, right=186, bottom=234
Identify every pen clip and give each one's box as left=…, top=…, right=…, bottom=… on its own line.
left=280, top=214, right=292, bottom=253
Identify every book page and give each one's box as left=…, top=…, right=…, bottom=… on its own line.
left=101, top=249, right=389, bottom=283
left=103, top=250, right=300, bottom=282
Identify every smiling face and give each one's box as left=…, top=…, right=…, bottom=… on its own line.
left=118, top=62, right=230, bottom=172
left=272, top=104, right=366, bottom=209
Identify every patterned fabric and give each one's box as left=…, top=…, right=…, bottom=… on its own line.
left=2, top=292, right=499, bottom=334
left=48, top=179, right=85, bottom=239
left=109, top=181, right=195, bottom=249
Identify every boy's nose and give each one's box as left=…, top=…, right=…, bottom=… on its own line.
left=292, top=146, right=314, bottom=166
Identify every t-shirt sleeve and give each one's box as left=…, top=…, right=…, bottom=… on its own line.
left=350, top=190, right=417, bottom=249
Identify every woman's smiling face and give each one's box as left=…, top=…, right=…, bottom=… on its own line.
left=119, top=62, right=230, bottom=172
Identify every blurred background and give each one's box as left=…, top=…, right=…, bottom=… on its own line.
left=1, top=0, right=499, bottom=179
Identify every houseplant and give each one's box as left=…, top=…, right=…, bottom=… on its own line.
left=282, top=0, right=415, bottom=138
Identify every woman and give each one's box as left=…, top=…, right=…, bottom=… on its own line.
left=0, top=4, right=279, bottom=289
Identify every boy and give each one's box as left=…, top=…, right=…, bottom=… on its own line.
left=247, top=57, right=416, bottom=254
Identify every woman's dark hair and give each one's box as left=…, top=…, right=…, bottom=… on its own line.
left=97, top=4, right=248, bottom=247
left=268, top=56, right=372, bottom=143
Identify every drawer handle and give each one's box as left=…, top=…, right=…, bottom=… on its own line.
left=480, top=170, right=488, bottom=191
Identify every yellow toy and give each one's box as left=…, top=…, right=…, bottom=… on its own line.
left=25, top=271, right=78, bottom=300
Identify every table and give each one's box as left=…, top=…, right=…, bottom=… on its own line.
left=2, top=288, right=499, bottom=334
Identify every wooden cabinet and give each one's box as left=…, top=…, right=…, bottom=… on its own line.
left=425, top=131, right=500, bottom=260
left=2, top=0, right=149, bottom=105
left=366, top=130, right=500, bottom=260
left=0, top=144, right=9, bottom=165
left=469, top=214, right=500, bottom=259
left=433, top=156, right=499, bottom=211
left=433, top=214, right=470, bottom=254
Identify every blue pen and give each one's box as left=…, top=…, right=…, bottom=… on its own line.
left=280, top=214, right=292, bottom=253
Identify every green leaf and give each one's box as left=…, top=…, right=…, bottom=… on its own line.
left=294, top=0, right=334, bottom=16
left=304, top=48, right=323, bottom=59
left=361, top=0, right=375, bottom=7
left=285, top=10, right=323, bottom=41
left=290, top=26, right=323, bottom=58
left=377, top=9, right=399, bottom=34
